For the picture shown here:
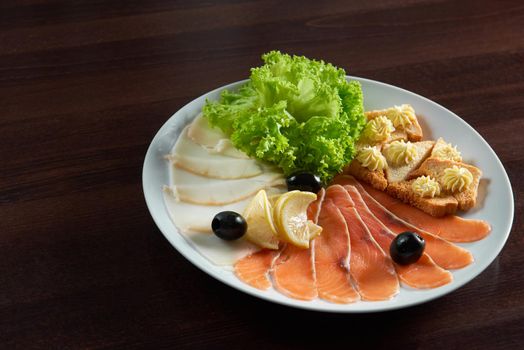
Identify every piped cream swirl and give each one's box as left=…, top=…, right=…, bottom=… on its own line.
left=412, top=176, right=440, bottom=198
left=387, top=104, right=416, bottom=129
left=362, top=116, right=395, bottom=142
left=356, top=146, right=388, bottom=171
left=433, top=143, right=462, bottom=162
left=442, top=166, right=473, bottom=192
left=383, top=140, right=418, bottom=166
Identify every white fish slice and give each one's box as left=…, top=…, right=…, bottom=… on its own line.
left=166, top=153, right=262, bottom=179
left=162, top=191, right=260, bottom=265
left=187, top=113, right=224, bottom=147
left=208, top=139, right=250, bottom=159
left=169, top=126, right=257, bottom=179
left=165, top=173, right=286, bottom=205
left=186, top=114, right=249, bottom=159
left=163, top=184, right=286, bottom=231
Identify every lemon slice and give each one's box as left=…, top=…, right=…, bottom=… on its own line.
left=243, top=190, right=280, bottom=250
left=275, top=191, right=320, bottom=248
left=307, top=220, right=323, bottom=240
left=267, top=193, right=281, bottom=207
left=273, top=191, right=298, bottom=235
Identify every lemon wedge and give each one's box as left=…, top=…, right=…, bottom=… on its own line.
left=274, top=191, right=322, bottom=248
left=243, top=190, right=280, bottom=250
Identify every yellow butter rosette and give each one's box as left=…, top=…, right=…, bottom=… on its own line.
left=433, top=143, right=462, bottom=162
left=383, top=140, right=418, bottom=166
left=412, top=175, right=440, bottom=198
left=387, top=104, right=416, bottom=129
left=442, top=166, right=473, bottom=192
left=356, top=146, right=388, bottom=172
left=362, top=116, right=395, bottom=143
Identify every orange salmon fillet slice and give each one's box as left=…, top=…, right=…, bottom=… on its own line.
left=234, top=249, right=281, bottom=290
left=339, top=174, right=490, bottom=242
left=314, top=198, right=360, bottom=303
left=326, top=185, right=399, bottom=301
left=345, top=185, right=452, bottom=289
left=334, top=176, right=473, bottom=270
left=271, top=189, right=325, bottom=301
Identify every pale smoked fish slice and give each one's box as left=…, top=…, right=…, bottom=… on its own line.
left=168, top=173, right=285, bottom=205
left=326, top=185, right=399, bottom=301
left=271, top=189, right=325, bottom=301
left=365, top=180, right=489, bottom=242
left=234, top=250, right=281, bottom=290
left=345, top=186, right=452, bottom=289
left=314, top=198, right=360, bottom=303
left=334, top=176, right=473, bottom=269
left=168, top=153, right=262, bottom=179
left=186, top=114, right=249, bottom=159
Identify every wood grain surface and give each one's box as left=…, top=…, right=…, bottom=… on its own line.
left=1, top=1, right=523, bottom=349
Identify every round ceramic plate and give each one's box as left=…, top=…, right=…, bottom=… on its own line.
left=142, top=77, right=514, bottom=312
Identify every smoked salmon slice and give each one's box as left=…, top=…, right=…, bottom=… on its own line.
left=271, top=189, right=325, bottom=301
left=345, top=185, right=452, bottom=289
left=339, top=175, right=490, bottom=242
left=326, top=185, right=399, bottom=301
left=314, top=198, right=360, bottom=303
left=306, top=188, right=324, bottom=222
left=271, top=244, right=317, bottom=300
left=234, top=249, right=281, bottom=290
left=334, top=176, right=473, bottom=269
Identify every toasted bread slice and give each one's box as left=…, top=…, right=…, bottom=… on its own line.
left=387, top=179, right=458, bottom=217
left=344, top=160, right=388, bottom=191
left=409, top=158, right=482, bottom=211
left=365, top=104, right=423, bottom=141
left=402, top=118, right=423, bottom=142
left=383, top=140, right=435, bottom=183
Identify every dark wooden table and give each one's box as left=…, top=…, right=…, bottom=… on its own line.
left=1, top=1, right=523, bottom=348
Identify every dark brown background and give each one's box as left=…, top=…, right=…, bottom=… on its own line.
left=1, top=0, right=523, bottom=349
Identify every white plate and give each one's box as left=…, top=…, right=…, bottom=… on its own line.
left=142, top=77, right=514, bottom=312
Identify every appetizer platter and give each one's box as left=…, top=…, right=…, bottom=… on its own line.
left=143, top=52, right=514, bottom=312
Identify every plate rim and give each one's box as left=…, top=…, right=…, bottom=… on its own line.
left=142, top=76, right=515, bottom=313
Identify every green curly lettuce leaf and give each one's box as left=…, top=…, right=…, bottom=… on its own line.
left=202, top=51, right=366, bottom=182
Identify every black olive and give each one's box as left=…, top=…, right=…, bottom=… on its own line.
left=390, top=231, right=425, bottom=265
left=211, top=211, right=247, bottom=241
left=286, top=172, right=322, bottom=193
